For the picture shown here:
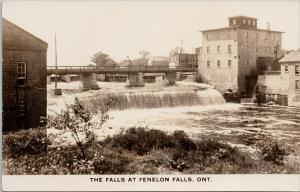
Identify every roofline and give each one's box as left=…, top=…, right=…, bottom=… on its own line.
left=279, top=61, right=300, bottom=63
left=199, top=26, right=284, bottom=33
left=2, top=17, right=48, bottom=47
left=228, top=15, right=258, bottom=20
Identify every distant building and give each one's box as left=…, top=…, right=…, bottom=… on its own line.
left=195, top=47, right=202, bottom=55
left=148, top=56, right=170, bottom=67
left=171, top=53, right=198, bottom=68
left=2, top=18, right=48, bottom=131
left=199, top=16, right=283, bottom=94
left=257, top=51, right=300, bottom=106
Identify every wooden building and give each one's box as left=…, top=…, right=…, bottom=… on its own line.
left=2, top=18, right=48, bottom=131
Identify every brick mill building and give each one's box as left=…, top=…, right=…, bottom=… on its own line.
left=2, top=18, right=48, bottom=131
left=198, top=16, right=283, bottom=95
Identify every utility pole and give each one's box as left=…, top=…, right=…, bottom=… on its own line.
left=180, top=39, right=183, bottom=54
left=54, top=34, right=62, bottom=95
left=55, top=34, right=58, bottom=89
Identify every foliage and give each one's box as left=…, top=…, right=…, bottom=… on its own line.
left=103, top=127, right=196, bottom=155
left=3, top=128, right=298, bottom=175
left=3, top=128, right=48, bottom=157
left=239, top=133, right=292, bottom=165
left=47, top=97, right=113, bottom=158
left=256, top=140, right=291, bottom=165
left=90, top=51, right=117, bottom=67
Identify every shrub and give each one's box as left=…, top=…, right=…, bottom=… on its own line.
left=104, top=127, right=197, bottom=155
left=257, top=140, right=291, bottom=165
left=3, top=128, right=47, bottom=157
left=47, top=97, right=114, bottom=159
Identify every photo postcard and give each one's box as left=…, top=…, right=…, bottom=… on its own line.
left=1, top=0, right=300, bottom=191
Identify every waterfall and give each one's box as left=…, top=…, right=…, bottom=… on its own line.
left=80, top=88, right=225, bottom=112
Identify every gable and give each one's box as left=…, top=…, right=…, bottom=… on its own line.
left=2, top=18, right=48, bottom=51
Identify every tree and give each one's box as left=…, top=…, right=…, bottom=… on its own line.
left=47, top=97, right=114, bottom=159
left=139, top=50, right=150, bottom=60
left=90, top=51, right=117, bottom=67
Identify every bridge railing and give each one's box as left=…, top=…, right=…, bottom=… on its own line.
left=47, top=65, right=198, bottom=74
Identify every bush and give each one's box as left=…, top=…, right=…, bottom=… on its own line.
left=3, top=128, right=47, bottom=157
left=257, top=140, right=291, bottom=165
left=104, top=127, right=197, bottom=155
left=47, top=97, right=113, bottom=159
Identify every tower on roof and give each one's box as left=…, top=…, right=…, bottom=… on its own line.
left=228, top=16, right=258, bottom=29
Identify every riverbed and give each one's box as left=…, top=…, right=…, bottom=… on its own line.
left=47, top=81, right=300, bottom=166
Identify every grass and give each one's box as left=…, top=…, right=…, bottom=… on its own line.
left=2, top=127, right=299, bottom=174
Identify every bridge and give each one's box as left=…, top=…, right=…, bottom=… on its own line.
left=47, top=65, right=198, bottom=90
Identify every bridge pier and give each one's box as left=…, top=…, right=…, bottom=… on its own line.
left=165, top=72, right=177, bottom=85
left=61, top=75, right=71, bottom=83
left=176, top=72, right=181, bottom=81
left=128, top=72, right=145, bottom=87
left=80, top=73, right=100, bottom=90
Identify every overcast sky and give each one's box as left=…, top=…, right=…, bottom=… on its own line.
left=3, top=0, right=300, bottom=66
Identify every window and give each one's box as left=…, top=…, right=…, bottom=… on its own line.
left=253, top=21, right=256, bottom=26
left=217, top=45, right=220, bottom=53
left=217, top=60, right=221, bottom=67
left=248, top=20, right=251, bottom=25
left=228, top=60, right=232, bottom=67
left=274, top=46, right=277, bottom=53
left=246, top=45, right=249, bottom=52
left=243, top=19, right=246, bottom=24
left=296, top=65, right=300, bottom=74
left=207, top=60, right=211, bottom=67
left=206, top=33, right=210, bottom=40
left=207, top=46, right=210, bottom=54
left=264, top=46, right=268, bottom=53
left=296, top=80, right=300, bottom=89
left=264, top=34, right=268, bottom=40
left=246, top=32, right=249, bottom=38
left=256, top=47, right=258, bottom=53
left=285, top=64, right=289, bottom=72
left=247, top=59, right=249, bottom=66
left=233, top=19, right=236, bottom=25
left=217, top=32, right=219, bottom=39
left=228, top=45, right=232, bottom=53
left=17, top=62, right=27, bottom=79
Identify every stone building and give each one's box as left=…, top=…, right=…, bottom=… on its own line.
left=170, top=53, right=198, bottom=68
left=199, top=16, right=283, bottom=95
left=2, top=18, right=48, bottom=131
left=257, top=51, right=300, bottom=106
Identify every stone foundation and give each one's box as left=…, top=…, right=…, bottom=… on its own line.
left=80, top=73, right=100, bottom=90
left=165, top=72, right=176, bottom=85
left=61, top=75, right=71, bottom=83
left=128, top=72, right=145, bottom=86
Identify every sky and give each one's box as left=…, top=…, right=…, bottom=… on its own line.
left=2, top=0, right=300, bottom=66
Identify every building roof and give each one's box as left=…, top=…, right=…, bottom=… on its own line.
left=3, top=18, right=48, bottom=45
left=149, top=56, right=170, bottom=62
left=279, top=52, right=300, bottom=63
left=200, top=26, right=284, bottom=33
left=2, top=17, right=48, bottom=50
left=228, top=15, right=258, bottom=20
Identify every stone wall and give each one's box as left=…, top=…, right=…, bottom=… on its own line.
left=199, top=28, right=239, bottom=93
